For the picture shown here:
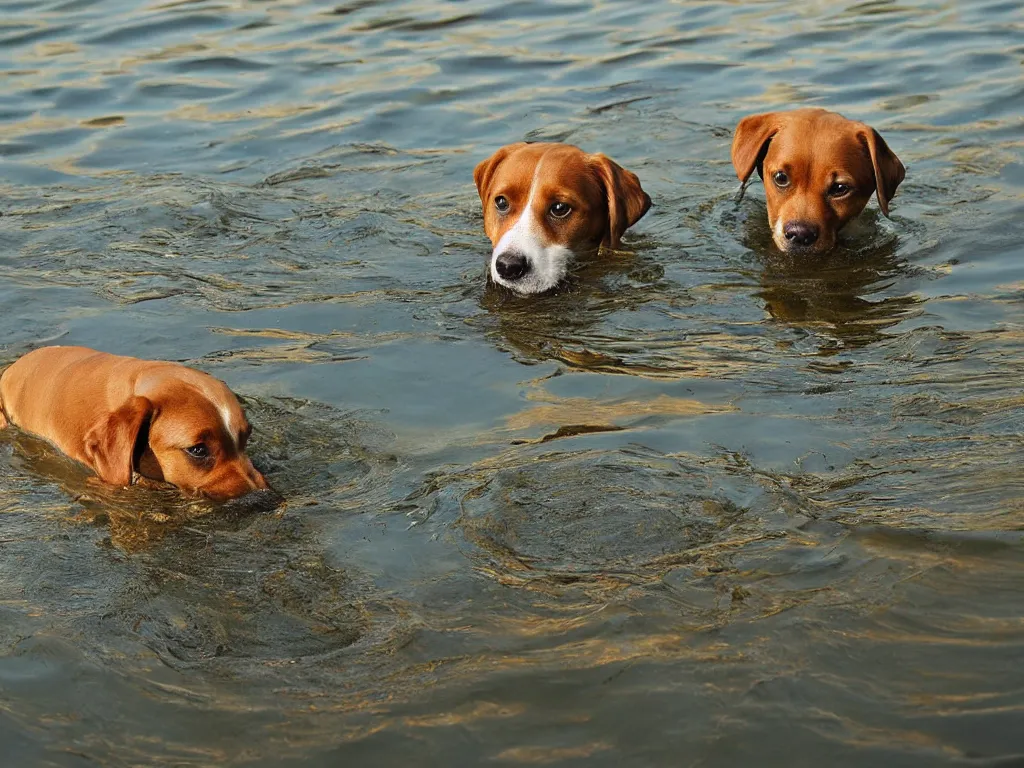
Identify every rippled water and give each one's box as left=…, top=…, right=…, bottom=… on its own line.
left=1, top=0, right=1023, bottom=764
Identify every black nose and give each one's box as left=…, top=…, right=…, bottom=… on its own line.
left=783, top=221, right=820, bottom=247
left=495, top=251, right=529, bottom=280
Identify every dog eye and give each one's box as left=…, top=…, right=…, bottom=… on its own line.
left=772, top=171, right=790, bottom=188
left=494, top=196, right=510, bottom=213
left=184, top=444, right=210, bottom=460
left=549, top=202, right=571, bottom=218
left=829, top=182, right=852, bottom=197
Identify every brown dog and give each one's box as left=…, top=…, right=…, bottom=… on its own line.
left=474, top=142, right=651, bottom=294
left=731, top=108, right=905, bottom=253
left=0, top=346, right=269, bottom=501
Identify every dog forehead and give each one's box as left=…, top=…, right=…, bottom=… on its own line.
left=769, top=114, right=871, bottom=177
left=143, top=369, right=245, bottom=440
left=542, top=157, right=602, bottom=199
left=150, top=391, right=223, bottom=444
left=493, top=144, right=594, bottom=193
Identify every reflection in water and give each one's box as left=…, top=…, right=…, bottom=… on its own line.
left=752, top=217, right=922, bottom=350
left=1, top=428, right=200, bottom=551
left=477, top=245, right=666, bottom=370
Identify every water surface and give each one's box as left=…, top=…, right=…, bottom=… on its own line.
left=1, top=0, right=1023, bottom=765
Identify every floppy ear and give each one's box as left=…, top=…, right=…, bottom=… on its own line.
left=83, top=396, right=153, bottom=487
left=589, top=154, right=652, bottom=249
left=859, top=127, right=905, bottom=218
left=731, top=112, right=781, bottom=184
left=473, top=142, right=528, bottom=203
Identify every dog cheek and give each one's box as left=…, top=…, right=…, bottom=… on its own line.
left=833, top=195, right=870, bottom=231
left=531, top=249, right=569, bottom=293
left=572, top=213, right=606, bottom=251
left=155, top=457, right=183, bottom=488
left=763, top=189, right=783, bottom=227
left=157, top=452, right=206, bottom=493
left=482, top=211, right=499, bottom=246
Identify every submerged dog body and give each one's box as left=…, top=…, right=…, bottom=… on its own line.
left=474, top=142, right=651, bottom=294
left=731, top=108, right=905, bottom=253
left=0, top=346, right=268, bottom=501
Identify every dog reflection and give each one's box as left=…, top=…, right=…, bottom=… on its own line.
left=745, top=209, right=919, bottom=348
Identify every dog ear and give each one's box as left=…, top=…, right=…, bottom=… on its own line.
left=731, top=112, right=781, bottom=184
left=83, top=396, right=153, bottom=486
left=473, top=143, right=528, bottom=203
left=859, top=127, right=905, bottom=218
left=589, top=154, right=652, bottom=249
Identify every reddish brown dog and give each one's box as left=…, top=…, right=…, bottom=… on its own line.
left=0, top=346, right=269, bottom=501
left=474, top=142, right=651, bottom=294
left=732, top=108, right=905, bottom=253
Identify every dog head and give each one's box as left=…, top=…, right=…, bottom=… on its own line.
left=732, top=108, right=905, bottom=253
left=84, top=366, right=269, bottom=502
left=474, top=142, right=650, bottom=294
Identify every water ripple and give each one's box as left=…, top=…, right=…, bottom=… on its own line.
left=1, top=0, right=1023, bottom=764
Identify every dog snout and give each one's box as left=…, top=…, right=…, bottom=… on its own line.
left=198, top=459, right=271, bottom=503
left=783, top=221, right=820, bottom=248
left=495, top=250, right=530, bottom=281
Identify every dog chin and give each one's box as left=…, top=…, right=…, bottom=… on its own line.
left=772, top=237, right=836, bottom=255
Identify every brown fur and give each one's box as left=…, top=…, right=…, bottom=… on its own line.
left=474, top=142, right=650, bottom=252
left=0, top=346, right=268, bottom=501
left=732, top=108, right=905, bottom=253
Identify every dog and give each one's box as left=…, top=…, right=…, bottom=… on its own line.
left=474, top=142, right=651, bottom=294
left=731, top=108, right=905, bottom=253
left=0, top=346, right=269, bottom=502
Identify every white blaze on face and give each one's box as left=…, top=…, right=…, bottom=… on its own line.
left=490, top=155, right=573, bottom=295
left=218, top=401, right=239, bottom=449
left=189, top=373, right=241, bottom=450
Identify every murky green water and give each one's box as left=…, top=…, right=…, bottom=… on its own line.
left=1, top=0, right=1023, bottom=765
